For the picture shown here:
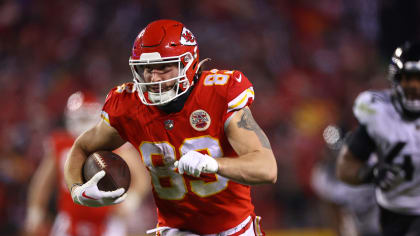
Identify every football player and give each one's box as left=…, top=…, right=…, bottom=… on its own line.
left=336, top=41, right=420, bottom=236
left=24, top=91, right=150, bottom=236
left=64, top=19, right=277, bottom=235
left=312, top=125, right=380, bottom=236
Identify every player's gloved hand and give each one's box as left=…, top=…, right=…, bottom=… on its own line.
left=174, top=151, right=219, bottom=177
left=372, top=163, right=406, bottom=191
left=71, top=170, right=127, bottom=207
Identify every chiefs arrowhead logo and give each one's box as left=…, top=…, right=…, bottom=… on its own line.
left=190, top=109, right=211, bottom=131
left=180, top=27, right=197, bottom=46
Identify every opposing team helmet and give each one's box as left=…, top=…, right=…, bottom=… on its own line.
left=129, top=19, right=200, bottom=106
left=65, top=91, right=101, bottom=138
left=389, top=41, right=420, bottom=113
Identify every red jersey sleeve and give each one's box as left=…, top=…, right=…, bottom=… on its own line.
left=101, top=83, right=137, bottom=141
left=222, top=70, right=254, bottom=123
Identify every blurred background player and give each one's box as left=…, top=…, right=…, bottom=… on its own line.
left=311, top=125, right=380, bottom=236
left=24, top=91, right=150, bottom=236
left=337, top=41, right=420, bottom=236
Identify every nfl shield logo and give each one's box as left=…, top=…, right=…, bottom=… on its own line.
left=190, top=109, right=211, bottom=131
left=164, top=120, right=174, bottom=130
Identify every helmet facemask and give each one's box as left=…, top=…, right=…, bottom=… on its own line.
left=394, top=73, right=420, bottom=113
left=130, top=52, right=195, bottom=106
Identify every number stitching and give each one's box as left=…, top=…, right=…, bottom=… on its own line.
left=140, top=141, right=187, bottom=200
left=116, top=83, right=135, bottom=93
left=203, top=71, right=233, bottom=86
left=180, top=136, right=229, bottom=197
left=139, top=136, right=229, bottom=199
left=381, top=142, right=415, bottom=182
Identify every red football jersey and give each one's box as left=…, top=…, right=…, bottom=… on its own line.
left=48, top=130, right=112, bottom=236
left=102, top=69, right=256, bottom=234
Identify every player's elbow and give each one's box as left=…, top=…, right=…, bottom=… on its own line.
left=247, top=170, right=277, bottom=185
left=265, top=164, right=277, bottom=184
left=267, top=174, right=277, bottom=184
left=242, top=161, right=277, bottom=185
left=258, top=156, right=277, bottom=184
left=264, top=152, right=278, bottom=184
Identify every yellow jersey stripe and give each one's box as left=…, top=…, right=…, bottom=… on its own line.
left=254, top=216, right=263, bottom=236
left=100, top=111, right=111, bottom=126
left=228, top=87, right=254, bottom=112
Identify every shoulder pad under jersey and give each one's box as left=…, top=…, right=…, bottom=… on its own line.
left=353, top=90, right=390, bottom=125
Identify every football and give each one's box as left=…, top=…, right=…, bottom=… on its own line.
left=82, top=151, right=131, bottom=193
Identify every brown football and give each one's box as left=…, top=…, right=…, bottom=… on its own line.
left=82, top=151, right=131, bottom=193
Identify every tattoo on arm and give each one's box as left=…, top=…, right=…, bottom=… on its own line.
left=237, top=108, right=271, bottom=149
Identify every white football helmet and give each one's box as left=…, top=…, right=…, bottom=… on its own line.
left=65, top=91, right=101, bottom=138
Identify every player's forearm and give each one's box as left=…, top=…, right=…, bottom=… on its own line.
left=25, top=156, right=55, bottom=232
left=27, top=179, right=53, bottom=212
left=113, top=143, right=151, bottom=217
left=64, top=139, right=89, bottom=191
left=336, top=146, right=365, bottom=185
left=28, top=154, right=56, bottom=207
left=27, top=181, right=51, bottom=223
left=217, top=149, right=277, bottom=185
left=26, top=193, right=48, bottom=233
left=64, top=123, right=127, bottom=192
left=336, top=168, right=364, bottom=185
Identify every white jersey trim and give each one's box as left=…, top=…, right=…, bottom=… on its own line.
left=227, top=87, right=254, bottom=113
left=147, top=215, right=253, bottom=236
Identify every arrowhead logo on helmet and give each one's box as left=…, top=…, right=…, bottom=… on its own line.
left=181, top=27, right=197, bottom=46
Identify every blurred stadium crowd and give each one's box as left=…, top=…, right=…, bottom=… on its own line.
left=1, top=0, right=420, bottom=235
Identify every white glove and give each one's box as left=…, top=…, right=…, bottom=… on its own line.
left=71, top=170, right=127, bottom=207
left=174, top=150, right=219, bottom=177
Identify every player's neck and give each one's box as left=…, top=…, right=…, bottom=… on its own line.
left=158, top=74, right=199, bottom=114
left=158, top=86, right=194, bottom=114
